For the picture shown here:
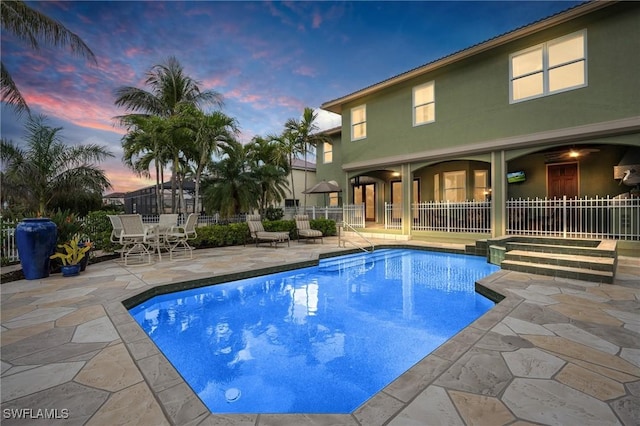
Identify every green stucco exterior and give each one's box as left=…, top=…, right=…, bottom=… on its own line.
left=317, top=2, right=640, bottom=239
left=335, top=3, right=639, bottom=165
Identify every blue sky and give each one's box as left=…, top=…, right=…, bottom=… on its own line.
left=1, top=0, right=581, bottom=193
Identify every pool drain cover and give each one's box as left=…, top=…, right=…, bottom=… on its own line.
left=225, top=388, right=241, bottom=402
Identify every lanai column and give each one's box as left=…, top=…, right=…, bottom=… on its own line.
left=401, top=163, right=412, bottom=236
left=491, top=150, right=507, bottom=237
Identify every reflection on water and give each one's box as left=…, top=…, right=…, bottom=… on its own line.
left=130, top=249, right=498, bottom=414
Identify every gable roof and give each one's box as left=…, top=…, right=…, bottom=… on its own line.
left=321, top=1, right=610, bottom=114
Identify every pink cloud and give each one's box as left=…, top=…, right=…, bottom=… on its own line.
left=107, top=171, right=156, bottom=193
left=57, top=64, right=76, bottom=73
left=124, top=47, right=146, bottom=58
left=312, top=12, right=323, bottom=29
left=293, top=65, right=316, bottom=77
left=22, top=90, right=125, bottom=136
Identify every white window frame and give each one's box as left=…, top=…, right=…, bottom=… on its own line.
left=509, top=30, right=587, bottom=103
left=413, top=81, right=435, bottom=126
left=323, top=142, right=333, bottom=164
left=351, top=105, right=367, bottom=141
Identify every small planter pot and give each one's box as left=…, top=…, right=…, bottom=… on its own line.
left=61, top=264, right=81, bottom=277
left=79, top=249, right=90, bottom=272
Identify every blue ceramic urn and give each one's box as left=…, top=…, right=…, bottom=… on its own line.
left=15, top=218, right=58, bottom=280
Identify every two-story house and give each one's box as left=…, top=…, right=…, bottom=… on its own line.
left=318, top=1, right=639, bottom=247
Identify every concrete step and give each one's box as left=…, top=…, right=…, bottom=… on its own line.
left=504, top=242, right=615, bottom=258
left=501, top=259, right=614, bottom=283
left=504, top=250, right=615, bottom=272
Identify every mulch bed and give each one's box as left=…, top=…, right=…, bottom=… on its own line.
left=1, top=253, right=120, bottom=284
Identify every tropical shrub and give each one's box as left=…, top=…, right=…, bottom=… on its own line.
left=49, top=210, right=84, bottom=245
left=192, top=223, right=249, bottom=248
left=83, top=210, right=119, bottom=251
left=310, top=218, right=337, bottom=237
left=264, top=207, right=284, bottom=221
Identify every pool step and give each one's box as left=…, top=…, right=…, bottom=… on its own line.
left=319, top=250, right=404, bottom=272
left=501, top=259, right=614, bottom=283
left=504, top=250, right=615, bottom=272
left=504, top=242, right=615, bottom=258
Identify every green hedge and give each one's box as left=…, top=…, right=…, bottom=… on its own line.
left=191, top=218, right=337, bottom=249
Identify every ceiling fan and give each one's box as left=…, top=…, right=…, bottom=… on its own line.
left=544, top=147, right=600, bottom=162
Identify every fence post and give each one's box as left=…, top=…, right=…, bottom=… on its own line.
left=562, top=195, right=567, bottom=239
left=446, top=201, right=451, bottom=233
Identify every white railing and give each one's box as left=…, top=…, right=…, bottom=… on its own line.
left=412, top=201, right=491, bottom=233
left=282, top=206, right=344, bottom=222
left=507, top=196, right=640, bottom=240
left=1, top=227, right=18, bottom=263
left=384, top=202, right=403, bottom=230
left=342, top=204, right=365, bottom=228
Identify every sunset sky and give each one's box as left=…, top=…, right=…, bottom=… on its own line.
left=1, top=0, right=581, bottom=194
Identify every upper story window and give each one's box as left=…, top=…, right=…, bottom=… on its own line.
left=510, top=30, right=586, bottom=103
left=413, top=81, right=435, bottom=126
left=351, top=105, right=366, bottom=141
left=323, top=142, right=333, bottom=163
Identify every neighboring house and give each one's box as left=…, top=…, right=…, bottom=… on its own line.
left=102, top=192, right=125, bottom=209
left=281, top=158, right=323, bottom=209
left=318, top=1, right=639, bottom=242
left=124, top=181, right=195, bottom=215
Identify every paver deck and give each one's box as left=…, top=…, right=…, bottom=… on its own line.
left=1, top=238, right=639, bottom=425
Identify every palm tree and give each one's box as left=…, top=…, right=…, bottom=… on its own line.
left=114, top=56, right=222, bottom=213
left=121, top=115, right=170, bottom=213
left=1, top=0, right=96, bottom=115
left=202, top=140, right=258, bottom=218
left=270, top=130, right=303, bottom=212
left=246, top=136, right=289, bottom=214
left=173, top=105, right=239, bottom=213
left=0, top=115, right=113, bottom=215
left=284, top=107, right=330, bottom=210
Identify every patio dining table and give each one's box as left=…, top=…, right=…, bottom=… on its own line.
left=143, top=223, right=172, bottom=261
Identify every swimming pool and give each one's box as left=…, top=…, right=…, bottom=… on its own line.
left=129, top=248, right=499, bottom=414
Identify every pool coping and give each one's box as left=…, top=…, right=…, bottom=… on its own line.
left=112, top=246, right=513, bottom=424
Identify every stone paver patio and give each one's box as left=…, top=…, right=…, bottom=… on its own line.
left=1, top=238, right=639, bottom=425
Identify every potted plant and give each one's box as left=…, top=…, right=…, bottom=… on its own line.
left=50, top=236, right=92, bottom=277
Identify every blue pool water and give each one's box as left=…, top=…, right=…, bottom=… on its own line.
left=129, top=249, right=499, bottom=414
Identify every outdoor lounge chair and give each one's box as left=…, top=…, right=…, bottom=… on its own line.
left=294, top=214, right=323, bottom=243
left=246, top=214, right=290, bottom=248
left=165, top=213, right=198, bottom=260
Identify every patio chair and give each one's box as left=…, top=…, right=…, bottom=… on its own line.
left=294, top=214, right=323, bottom=243
left=158, top=214, right=179, bottom=232
left=118, top=214, right=155, bottom=265
left=246, top=214, right=290, bottom=248
left=107, top=215, right=126, bottom=261
left=165, top=213, right=198, bottom=260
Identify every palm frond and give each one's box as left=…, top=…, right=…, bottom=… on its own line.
left=0, top=62, right=30, bottom=115
left=1, top=0, right=96, bottom=63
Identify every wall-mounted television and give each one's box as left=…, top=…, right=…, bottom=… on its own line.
left=507, top=171, right=526, bottom=183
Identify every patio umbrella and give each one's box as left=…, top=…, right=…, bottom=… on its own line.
left=302, top=180, right=342, bottom=194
